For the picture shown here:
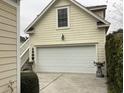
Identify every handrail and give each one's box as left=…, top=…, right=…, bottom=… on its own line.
left=20, top=46, right=30, bottom=58
left=20, top=38, right=29, bottom=48
left=21, top=49, right=29, bottom=67
left=20, top=38, right=30, bottom=55
left=20, top=39, right=30, bottom=68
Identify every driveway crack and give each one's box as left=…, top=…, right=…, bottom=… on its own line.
left=40, top=73, right=63, bottom=91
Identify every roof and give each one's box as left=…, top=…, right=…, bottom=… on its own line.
left=86, top=5, right=107, bottom=11
left=25, top=0, right=110, bottom=33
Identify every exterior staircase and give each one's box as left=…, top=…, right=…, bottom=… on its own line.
left=20, top=39, right=30, bottom=70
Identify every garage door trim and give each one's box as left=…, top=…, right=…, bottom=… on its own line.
left=34, top=44, right=98, bottom=73
left=35, top=42, right=98, bottom=48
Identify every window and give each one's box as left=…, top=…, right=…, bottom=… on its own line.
left=57, top=7, right=69, bottom=28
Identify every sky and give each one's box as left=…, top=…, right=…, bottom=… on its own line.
left=20, top=0, right=123, bottom=36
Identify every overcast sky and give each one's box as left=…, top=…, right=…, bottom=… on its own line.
left=20, top=0, right=123, bottom=36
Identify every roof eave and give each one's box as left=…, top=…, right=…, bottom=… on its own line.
left=70, top=0, right=110, bottom=25
left=89, top=7, right=106, bottom=11
left=97, top=24, right=110, bottom=28
left=25, top=0, right=56, bottom=33
left=25, top=0, right=110, bottom=33
left=87, top=5, right=107, bottom=11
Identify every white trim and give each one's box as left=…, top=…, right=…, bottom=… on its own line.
left=29, top=46, right=32, bottom=62
left=34, top=46, right=37, bottom=72
left=56, top=6, right=70, bottom=29
left=16, top=3, right=20, bottom=93
left=35, top=42, right=98, bottom=48
left=3, top=0, right=18, bottom=7
left=20, top=47, right=30, bottom=58
left=26, top=31, right=35, bottom=34
left=70, top=0, right=110, bottom=25
left=88, top=7, right=107, bottom=11
left=20, top=38, right=29, bottom=49
left=97, top=24, right=110, bottom=28
left=34, top=47, right=37, bottom=63
left=104, top=30, right=106, bottom=75
left=95, top=44, right=98, bottom=62
left=25, top=0, right=110, bottom=33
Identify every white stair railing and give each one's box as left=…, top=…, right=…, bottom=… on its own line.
left=20, top=39, right=30, bottom=67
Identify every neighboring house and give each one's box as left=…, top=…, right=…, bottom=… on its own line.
left=0, top=0, right=19, bottom=93
left=25, top=0, right=110, bottom=74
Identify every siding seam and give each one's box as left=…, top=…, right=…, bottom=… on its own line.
left=0, top=43, right=16, bottom=45
left=0, top=29, right=16, bottom=33
left=0, top=7, right=16, bottom=16
left=0, top=68, right=16, bottom=73
left=0, top=35, right=16, bottom=39
left=0, top=15, right=16, bottom=22
left=0, top=50, right=16, bottom=51
left=0, top=56, right=16, bottom=58
left=0, top=21, right=16, bottom=27
left=0, top=62, right=16, bottom=66
left=0, top=74, right=16, bottom=81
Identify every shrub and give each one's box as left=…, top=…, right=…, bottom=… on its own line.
left=105, top=29, right=123, bottom=93
left=21, top=71, right=39, bottom=93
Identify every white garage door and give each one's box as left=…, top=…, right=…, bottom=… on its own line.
left=36, top=45, right=96, bottom=73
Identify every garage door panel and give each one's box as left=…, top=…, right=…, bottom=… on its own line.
left=36, top=46, right=96, bottom=73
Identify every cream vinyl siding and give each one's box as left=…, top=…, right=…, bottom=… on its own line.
left=30, top=0, right=106, bottom=62
left=0, top=1, right=17, bottom=93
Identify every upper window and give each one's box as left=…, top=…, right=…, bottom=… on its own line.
left=57, top=7, right=69, bottom=28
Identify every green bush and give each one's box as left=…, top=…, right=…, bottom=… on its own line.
left=21, top=71, right=39, bottom=93
left=105, top=29, right=123, bottom=93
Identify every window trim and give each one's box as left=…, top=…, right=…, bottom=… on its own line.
left=56, top=6, right=70, bottom=29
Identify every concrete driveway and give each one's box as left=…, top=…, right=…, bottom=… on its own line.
left=37, top=73, right=107, bottom=93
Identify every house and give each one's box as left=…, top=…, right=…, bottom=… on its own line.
left=25, top=0, right=110, bottom=74
left=0, top=0, right=20, bottom=93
